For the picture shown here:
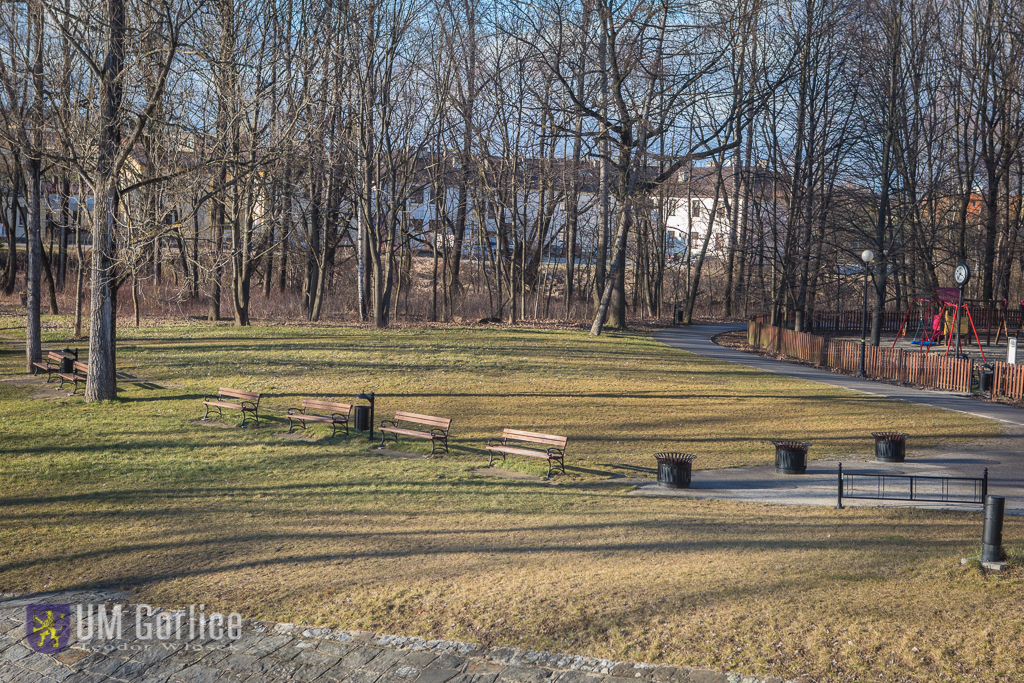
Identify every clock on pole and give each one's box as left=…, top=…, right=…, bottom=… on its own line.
left=953, top=262, right=970, bottom=357
left=954, top=262, right=970, bottom=287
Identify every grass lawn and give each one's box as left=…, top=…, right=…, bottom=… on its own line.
left=0, top=314, right=1021, bottom=682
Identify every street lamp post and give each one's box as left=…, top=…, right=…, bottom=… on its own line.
left=859, top=249, right=874, bottom=378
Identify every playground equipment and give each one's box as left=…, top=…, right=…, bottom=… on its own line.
left=984, top=299, right=1015, bottom=346
left=938, top=289, right=986, bottom=363
left=893, top=295, right=942, bottom=349
left=892, top=288, right=987, bottom=363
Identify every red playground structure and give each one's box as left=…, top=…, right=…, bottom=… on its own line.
left=893, top=288, right=987, bottom=363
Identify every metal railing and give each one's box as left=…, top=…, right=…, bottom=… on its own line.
left=836, top=463, right=988, bottom=509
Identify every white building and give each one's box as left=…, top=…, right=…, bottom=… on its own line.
left=664, top=162, right=784, bottom=259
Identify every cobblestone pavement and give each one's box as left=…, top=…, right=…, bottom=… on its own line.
left=0, top=592, right=790, bottom=683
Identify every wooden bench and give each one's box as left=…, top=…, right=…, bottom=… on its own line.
left=288, top=399, right=352, bottom=437
left=201, top=388, right=262, bottom=427
left=57, top=361, right=88, bottom=395
left=31, top=351, right=65, bottom=382
left=486, top=429, right=568, bottom=478
left=378, top=411, right=452, bottom=456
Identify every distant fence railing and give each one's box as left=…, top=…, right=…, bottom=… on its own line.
left=836, top=463, right=988, bottom=508
left=747, top=320, right=974, bottom=393
left=812, top=309, right=906, bottom=333
left=751, top=306, right=1024, bottom=338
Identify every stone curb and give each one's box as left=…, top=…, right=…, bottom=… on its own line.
left=264, top=622, right=792, bottom=683
left=1, top=591, right=794, bottom=683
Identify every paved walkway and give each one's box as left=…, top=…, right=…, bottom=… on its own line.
left=651, top=324, right=1024, bottom=514
left=0, top=591, right=786, bottom=683
left=654, top=324, right=1024, bottom=425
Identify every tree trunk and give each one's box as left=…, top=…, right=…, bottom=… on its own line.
left=57, top=173, right=70, bottom=290
left=1, top=186, right=16, bottom=295
left=24, top=1, right=44, bottom=373
left=208, top=210, right=223, bottom=321
left=593, top=25, right=609, bottom=310
left=25, top=154, right=42, bottom=372
left=85, top=0, right=128, bottom=402
left=683, top=173, right=726, bottom=325
left=590, top=202, right=631, bottom=335
left=232, top=207, right=252, bottom=326
left=279, top=166, right=291, bottom=293
left=73, top=209, right=85, bottom=339
left=40, top=243, right=59, bottom=314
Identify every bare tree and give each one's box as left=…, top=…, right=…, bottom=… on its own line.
left=0, top=0, right=46, bottom=371
left=43, top=0, right=185, bottom=400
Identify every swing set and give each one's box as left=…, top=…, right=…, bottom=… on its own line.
left=892, top=288, right=987, bottom=363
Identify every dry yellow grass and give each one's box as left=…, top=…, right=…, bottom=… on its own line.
left=0, top=319, right=1020, bottom=682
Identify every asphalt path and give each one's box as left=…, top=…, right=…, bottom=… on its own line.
left=646, top=324, right=1024, bottom=515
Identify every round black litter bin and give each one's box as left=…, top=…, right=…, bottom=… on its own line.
left=654, top=452, right=696, bottom=488
left=352, top=405, right=371, bottom=432
left=872, top=432, right=908, bottom=462
left=979, top=364, right=994, bottom=392
left=772, top=441, right=809, bottom=474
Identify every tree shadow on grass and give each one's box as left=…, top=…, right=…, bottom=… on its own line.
left=0, top=504, right=983, bottom=593
left=0, top=429, right=1001, bottom=465
left=604, top=463, right=658, bottom=476
left=116, top=372, right=165, bottom=390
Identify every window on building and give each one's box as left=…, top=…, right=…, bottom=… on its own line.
left=691, top=200, right=701, bottom=217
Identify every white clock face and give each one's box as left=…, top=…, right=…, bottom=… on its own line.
left=955, top=264, right=969, bottom=285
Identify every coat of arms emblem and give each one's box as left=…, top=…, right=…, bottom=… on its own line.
left=26, top=604, right=71, bottom=654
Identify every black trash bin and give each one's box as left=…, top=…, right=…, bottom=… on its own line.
left=979, top=364, right=994, bottom=393
left=772, top=441, right=809, bottom=474
left=872, top=432, right=908, bottom=462
left=59, top=348, right=78, bottom=374
left=352, top=405, right=371, bottom=433
left=654, top=452, right=696, bottom=488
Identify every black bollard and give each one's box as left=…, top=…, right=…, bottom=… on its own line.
left=981, top=495, right=1006, bottom=563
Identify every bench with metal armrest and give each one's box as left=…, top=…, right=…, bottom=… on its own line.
left=378, top=411, right=452, bottom=456
left=486, top=428, right=568, bottom=478
left=288, top=399, right=352, bottom=437
left=201, top=387, right=262, bottom=427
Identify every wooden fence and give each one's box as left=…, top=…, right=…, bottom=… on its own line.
left=903, top=353, right=974, bottom=392
left=990, top=361, right=1024, bottom=402
left=748, top=322, right=825, bottom=365
left=747, top=320, right=974, bottom=393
